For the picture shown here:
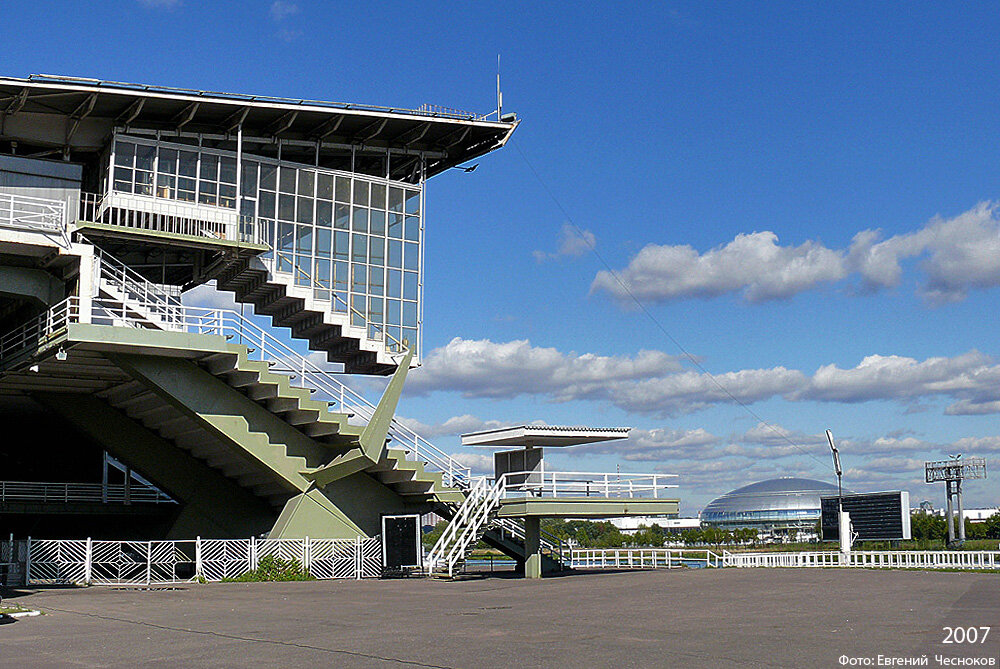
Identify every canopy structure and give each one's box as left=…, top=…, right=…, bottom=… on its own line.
left=0, top=74, right=518, bottom=178
left=461, top=425, right=631, bottom=449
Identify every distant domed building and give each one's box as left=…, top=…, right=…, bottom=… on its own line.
left=701, top=477, right=849, bottom=537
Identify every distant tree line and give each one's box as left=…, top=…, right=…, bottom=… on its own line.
left=911, top=511, right=1000, bottom=541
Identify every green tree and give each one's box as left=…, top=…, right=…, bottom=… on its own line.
left=984, top=512, right=1000, bottom=540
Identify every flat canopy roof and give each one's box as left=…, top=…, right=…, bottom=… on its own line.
left=0, top=74, right=518, bottom=178
left=461, top=425, right=631, bottom=448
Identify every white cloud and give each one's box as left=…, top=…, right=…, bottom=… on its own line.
left=407, top=338, right=1000, bottom=417
left=407, top=337, right=683, bottom=401
left=181, top=281, right=240, bottom=310
left=592, top=202, right=1000, bottom=305
left=270, top=1, right=299, bottom=20
left=533, top=223, right=596, bottom=262
left=451, top=452, right=494, bottom=474
left=797, top=351, right=1000, bottom=408
left=576, top=427, right=720, bottom=461
left=592, top=230, right=847, bottom=303
left=396, top=414, right=511, bottom=439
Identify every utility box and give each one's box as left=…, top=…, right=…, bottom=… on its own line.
left=494, top=447, right=543, bottom=492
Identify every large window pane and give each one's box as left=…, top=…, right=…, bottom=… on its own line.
left=179, top=150, right=198, bottom=178
left=334, top=231, right=350, bottom=260
left=352, top=207, right=368, bottom=232
left=334, top=203, right=350, bottom=229
left=387, top=299, right=401, bottom=325
left=159, top=148, right=177, bottom=175
left=404, top=215, right=419, bottom=241
left=219, top=156, right=237, bottom=185
left=351, top=234, right=367, bottom=263
left=351, top=264, right=367, bottom=293
left=388, top=187, right=404, bottom=213
left=335, top=176, right=351, bottom=203
left=317, top=173, right=334, bottom=200
left=387, top=269, right=402, bottom=298
left=296, top=196, right=313, bottom=224
left=371, top=183, right=387, bottom=210
left=296, top=225, right=312, bottom=254
left=370, top=210, right=385, bottom=236
left=316, top=228, right=331, bottom=258
left=241, top=162, right=258, bottom=196
left=260, top=163, right=277, bottom=190
left=369, top=237, right=385, bottom=264
left=135, top=144, right=155, bottom=172
left=278, top=194, right=295, bottom=221
left=405, top=189, right=419, bottom=214
left=297, top=170, right=314, bottom=198
left=388, top=213, right=403, bottom=238
left=369, top=266, right=384, bottom=296
left=403, top=301, right=417, bottom=327
left=200, top=154, right=219, bottom=181
left=258, top=190, right=276, bottom=218
left=279, top=166, right=296, bottom=194
left=316, top=200, right=332, bottom=228
left=278, top=222, right=295, bottom=252
left=388, top=240, right=402, bottom=268
left=403, top=271, right=418, bottom=300
left=353, top=180, right=369, bottom=207
left=114, top=141, right=135, bottom=167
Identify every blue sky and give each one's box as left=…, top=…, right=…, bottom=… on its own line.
left=8, top=1, right=1000, bottom=513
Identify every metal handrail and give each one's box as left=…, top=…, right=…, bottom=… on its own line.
left=269, top=255, right=409, bottom=355
left=493, top=470, right=678, bottom=499
left=0, top=295, right=471, bottom=489
left=78, top=191, right=262, bottom=245
left=0, top=480, right=175, bottom=505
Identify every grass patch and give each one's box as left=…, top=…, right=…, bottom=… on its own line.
left=221, top=555, right=315, bottom=582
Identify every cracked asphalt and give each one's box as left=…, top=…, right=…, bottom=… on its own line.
left=2, top=568, right=998, bottom=668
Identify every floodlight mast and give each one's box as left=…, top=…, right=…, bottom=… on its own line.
left=827, top=429, right=848, bottom=553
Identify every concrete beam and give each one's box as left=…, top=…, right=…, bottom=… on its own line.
left=34, top=393, right=278, bottom=538
left=0, top=265, right=64, bottom=306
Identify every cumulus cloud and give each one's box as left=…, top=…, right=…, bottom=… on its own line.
left=592, top=202, right=1000, bottom=305
left=407, top=338, right=1000, bottom=417
left=797, top=351, right=1000, bottom=410
left=533, top=223, right=596, bottom=262
left=181, top=281, right=240, bottom=310
left=407, top=337, right=683, bottom=401
left=576, top=427, right=720, bottom=461
left=451, top=452, right=494, bottom=474
left=396, top=414, right=512, bottom=439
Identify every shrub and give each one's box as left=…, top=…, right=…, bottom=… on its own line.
left=222, top=555, right=315, bottom=582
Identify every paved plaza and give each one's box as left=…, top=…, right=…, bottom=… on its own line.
left=2, top=568, right=998, bottom=668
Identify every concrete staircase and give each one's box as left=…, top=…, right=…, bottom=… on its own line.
left=214, top=257, right=398, bottom=376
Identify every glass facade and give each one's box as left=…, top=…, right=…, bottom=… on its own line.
left=107, top=135, right=423, bottom=355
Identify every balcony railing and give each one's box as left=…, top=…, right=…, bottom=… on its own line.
left=0, top=192, right=68, bottom=244
left=78, top=192, right=261, bottom=245
left=0, top=481, right=175, bottom=505
left=495, top=470, right=678, bottom=499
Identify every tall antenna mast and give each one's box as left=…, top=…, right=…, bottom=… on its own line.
left=496, top=54, right=503, bottom=120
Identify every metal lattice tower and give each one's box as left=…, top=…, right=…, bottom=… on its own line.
left=924, top=457, right=987, bottom=546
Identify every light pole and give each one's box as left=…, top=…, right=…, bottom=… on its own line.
left=826, top=429, right=847, bottom=553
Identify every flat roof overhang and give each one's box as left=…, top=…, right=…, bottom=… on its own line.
left=462, top=425, right=631, bottom=448
left=497, top=497, right=680, bottom=519
left=0, top=75, right=518, bottom=178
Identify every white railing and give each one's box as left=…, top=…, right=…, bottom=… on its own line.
left=78, top=191, right=261, bottom=245
left=721, top=550, right=1000, bottom=570
left=570, top=548, right=721, bottom=570
left=499, top=470, right=678, bottom=499
left=0, top=481, right=175, bottom=505
left=0, top=192, right=67, bottom=240
left=24, top=535, right=382, bottom=586
left=0, top=295, right=471, bottom=489
left=492, top=518, right=571, bottom=569
left=0, top=295, right=75, bottom=364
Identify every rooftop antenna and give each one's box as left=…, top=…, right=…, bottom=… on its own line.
left=496, top=54, right=503, bottom=121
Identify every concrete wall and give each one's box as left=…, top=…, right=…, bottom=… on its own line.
left=0, top=154, right=83, bottom=226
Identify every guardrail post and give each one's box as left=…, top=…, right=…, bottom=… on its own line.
left=84, top=537, right=93, bottom=584
left=355, top=536, right=362, bottom=580
left=195, top=536, right=203, bottom=581
left=304, top=536, right=311, bottom=574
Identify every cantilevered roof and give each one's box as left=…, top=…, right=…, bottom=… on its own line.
left=0, top=74, right=518, bottom=178
left=461, top=425, right=631, bottom=448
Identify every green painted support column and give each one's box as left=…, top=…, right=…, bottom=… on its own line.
left=523, top=516, right=542, bottom=579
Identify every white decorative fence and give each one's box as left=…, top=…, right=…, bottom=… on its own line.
left=24, top=536, right=382, bottom=586
left=720, top=550, right=1000, bottom=570
left=569, top=548, right=1000, bottom=571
